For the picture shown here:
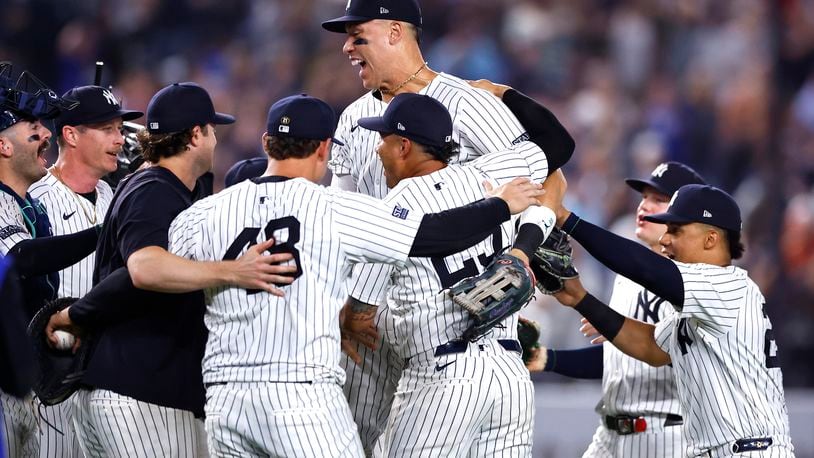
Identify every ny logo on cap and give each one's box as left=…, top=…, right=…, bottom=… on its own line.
left=101, top=89, right=118, bottom=106
left=346, top=0, right=352, bottom=11
left=652, top=163, right=669, bottom=178
left=668, top=189, right=679, bottom=208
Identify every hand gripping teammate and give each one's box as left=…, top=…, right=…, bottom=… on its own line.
left=167, top=94, right=544, bottom=458
left=546, top=175, right=795, bottom=458
left=528, top=162, right=705, bottom=457
left=44, top=83, right=296, bottom=457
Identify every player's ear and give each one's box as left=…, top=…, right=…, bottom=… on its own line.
left=61, top=126, right=79, bottom=148
left=388, top=21, right=403, bottom=44
left=0, top=135, right=11, bottom=158
left=703, top=226, right=720, bottom=250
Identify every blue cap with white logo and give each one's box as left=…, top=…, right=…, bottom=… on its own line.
left=644, top=184, right=742, bottom=233
left=322, top=0, right=422, bottom=33
left=357, top=93, right=452, bottom=150
left=266, top=94, right=343, bottom=146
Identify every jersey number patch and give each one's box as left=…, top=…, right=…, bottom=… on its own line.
left=762, top=303, right=780, bottom=368
left=431, top=227, right=502, bottom=289
left=222, top=216, right=304, bottom=293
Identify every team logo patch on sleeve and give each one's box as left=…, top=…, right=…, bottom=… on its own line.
left=0, top=225, right=26, bottom=240
left=512, top=132, right=530, bottom=145
left=392, top=205, right=410, bottom=220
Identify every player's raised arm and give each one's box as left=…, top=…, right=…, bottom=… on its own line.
left=469, top=79, right=575, bottom=172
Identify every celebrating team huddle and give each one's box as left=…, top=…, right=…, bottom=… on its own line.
left=0, top=0, right=797, bottom=457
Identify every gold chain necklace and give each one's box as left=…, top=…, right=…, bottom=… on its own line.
left=384, top=62, right=428, bottom=95
left=49, top=165, right=98, bottom=225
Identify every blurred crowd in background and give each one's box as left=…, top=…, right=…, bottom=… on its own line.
left=2, top=0, right=813, bottom=385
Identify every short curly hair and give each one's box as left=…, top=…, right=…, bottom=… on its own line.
left=263, top=135, right=321, bottom=160
left=138, top=125, right=208, bottom=163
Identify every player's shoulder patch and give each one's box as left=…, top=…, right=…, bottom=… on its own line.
left=391, top=204, right=410, bottom=220
left=0, top=225, right=26, bottom=240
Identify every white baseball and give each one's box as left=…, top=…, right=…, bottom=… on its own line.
left=53, top=330, right=76, bottom=351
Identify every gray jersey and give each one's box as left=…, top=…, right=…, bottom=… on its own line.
left=654, top=263, right=793, bottom=456
left=0, top=192, right=32, bottom=256
left=29, top=172, right=113, bottom=298
left=168, top=177, right=423, bottom=385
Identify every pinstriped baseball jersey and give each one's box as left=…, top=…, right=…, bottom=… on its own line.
left=653, top=263, right=793, bottom=456
left=29, top=172, right=113, bottom=298
left=330, top=72, right=533, bottom=200
left=27, top=172, right=112, bottom=458
left=362, top=146, right=549, bottom=358
left=167, top=177, right=423, bottom=385
left=602, top=274, right=680, bottom=417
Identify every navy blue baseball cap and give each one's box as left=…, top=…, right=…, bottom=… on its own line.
left=644, top=184, right=742, bottom=232
left=626, top=161, right=705, bottom=197
left=224, top=156, right=266, bottom=188
left=55, top=86, right=143, bottom=133
left=266, top=94, right=343, bottom=145
left=146, top=82, right=235, bottom=134
left=357, top=93, right=452, bottom=149
left=322, top=0, right=422, bottom=33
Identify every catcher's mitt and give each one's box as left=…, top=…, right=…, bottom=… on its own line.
left=27, top=297, right=94, bottom=406
left=530, top=228, right=579, bottom=294
left=449, top=253, right=535, bottom=341
left=517, top=317, right=541, bottom=365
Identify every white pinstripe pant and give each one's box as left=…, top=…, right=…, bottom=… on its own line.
left=37, top=397, right=83, bottom=458
left=204, top=381, right=364, bottom=457
left=582, top=419, right=686, bottom=458
left=0, top=390, right=39, bottom=457
left=378, top=340, right=534, bottom=457
left=71, top=389, right=207, bottom=458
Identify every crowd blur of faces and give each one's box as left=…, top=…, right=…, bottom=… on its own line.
left=2, top=0, right=813, bottom=385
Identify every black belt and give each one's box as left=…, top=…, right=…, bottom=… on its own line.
left=434, top=339, right=522, bottom=357
left=604, top=413, right=683, bottom=435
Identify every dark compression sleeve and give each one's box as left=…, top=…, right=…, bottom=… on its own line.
left=512, top=223, right=545, bottom=260
left=410, top=197, right=510, bottom=257
left=562, top=213, right=684, bottom=306
left=544, top=345, right=603, bottom=379
left=502, top=89, right=575, bottom=171
left=69, top=267, right=159, bottom=329
left=10, top=227, right=99, bottom=277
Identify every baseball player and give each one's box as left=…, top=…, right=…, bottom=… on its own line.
left=43, top=82, right=297, bottom=457
left=547, top=180, right=795, bottom=457
left=322, top=2, right=573, bottom=449
left=167, top=94, right=545, bottom=457
left=349, top=92, right=567, bottom=456
left=530, top=162, right=706, bottom=457
left=0, top=65, right=107, bottom=458
left=26, top=84, right=142, bottom=458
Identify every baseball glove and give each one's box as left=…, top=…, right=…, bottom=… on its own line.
left=517, top=317, right=541, bottom=365
left=449, top=253, right=535, bottom=341
left=530, top=228, right=579, bottom=295
left=27, top=297, right=94, bottom=406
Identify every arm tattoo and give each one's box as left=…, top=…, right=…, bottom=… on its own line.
left=347, top=296, right=377, bottom=320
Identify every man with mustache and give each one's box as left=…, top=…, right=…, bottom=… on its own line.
left=0, top=65, right=102, bottom=458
